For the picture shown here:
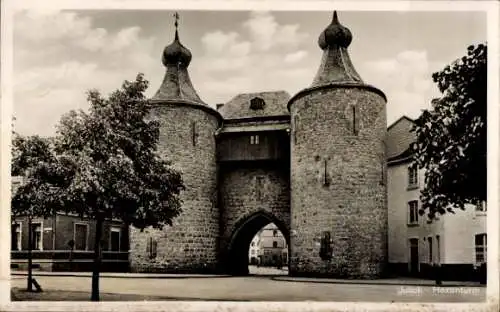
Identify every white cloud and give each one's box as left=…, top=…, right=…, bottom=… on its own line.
left=193, top=11, right=312, bottom=104
left=284, top=50, right=308, bottom=64
left=361, top=50, right=441, bottom=125
left=14, top=10, right=159, bottom=136
left=243, top=11, right=308, bottom=52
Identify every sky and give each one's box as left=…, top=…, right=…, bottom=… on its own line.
left=12, top=9, right=486, bottom=136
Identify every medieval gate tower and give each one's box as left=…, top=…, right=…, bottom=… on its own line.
left=288, top=11, right=387, bottom=278
left=129, top=11, right=388, bottom=278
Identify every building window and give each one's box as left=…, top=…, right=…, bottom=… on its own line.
left=11, top=223, right=21, bottom=251
left=147, top=237, right=157, bottom=259
left=408, top=166, right=418, bottom=188
left=251, top=242, right=255, bottom=247
left=250, top=135, right=260, bottom=145
left=110, top=227, right=121, bottom=252
left=273, top=230, right=278, bottom=237
left=250, top=97, right=265, bottom=110
left=74, top=223, right=88, bottom=251
left=408, top=201, right=419, bottom=225
left=251, top=249, right=255, bottom=255
left=475, top=201, right=487, bottom=212
left=427, top=237, right=433, bottom=263
left=475, top=233, right=487, bottom=263
left=31, top=223, right=43, bottom=250
left=273, top=241, right=278, bottom=248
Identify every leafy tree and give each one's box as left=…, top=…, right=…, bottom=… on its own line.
left=11, top=74, right=185, bottom=301
left=411, top=43, right=487, bottom=219
left=11, top=134, right=57, bottom=292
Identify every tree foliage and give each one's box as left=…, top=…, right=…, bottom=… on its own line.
left=12, top=73, right=184, bottom=227
left=11, top=73, right=185, bottom=300
left=411, top=43, right=487, bottom=219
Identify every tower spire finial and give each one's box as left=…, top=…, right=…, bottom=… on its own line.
left=174, top=12, right=180, bottom=40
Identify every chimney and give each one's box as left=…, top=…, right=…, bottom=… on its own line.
left=216, top=103, right=224, bottom=110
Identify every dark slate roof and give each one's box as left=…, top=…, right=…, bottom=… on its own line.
left=311, top=11, right=363, bottom=87
left=151, top=66, right=206, bottom=105
left=219, top=91, right=291, bottom=120
left=386, top=116, right=416, bottom=160
left=151, top=28, right=206, bottom=106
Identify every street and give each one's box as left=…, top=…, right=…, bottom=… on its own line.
left=10, top=269, right=485, bottom=302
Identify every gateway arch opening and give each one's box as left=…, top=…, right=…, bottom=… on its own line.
left=225, top=211, right=289, bottom=276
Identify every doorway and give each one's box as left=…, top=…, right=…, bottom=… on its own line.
left=409, top=238, right=419, bottom=276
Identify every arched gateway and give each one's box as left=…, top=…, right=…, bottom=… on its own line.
left=224, top=210, right=290, bottom=275
left=129, top=11, right=388, bottom=278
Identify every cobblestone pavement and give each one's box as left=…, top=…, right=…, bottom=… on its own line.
left=248, top=265, right=288, bottom=275
left=10, top=273, right=485, bottom=302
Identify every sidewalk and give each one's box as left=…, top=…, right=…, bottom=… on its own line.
left=11, top=270, right=484, bottom=287
left=272, top=276, right=484, bottom=287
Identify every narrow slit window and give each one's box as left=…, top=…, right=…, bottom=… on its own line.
left=191, top=122, right=197, bottom=146
left=352, top=106, right=358, bottom=135
left=294, top=116, right=299, bottom=143
left=380, top=160, right=385, bottom=185
left=323, top=159, right=330, bottom=186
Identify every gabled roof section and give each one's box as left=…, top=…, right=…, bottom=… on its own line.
left=386, top=115, right=417, bottom=160
left=219, top=91, right=291, bottom=120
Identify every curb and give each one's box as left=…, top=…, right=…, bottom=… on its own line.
left=271, top=276, right=485, bottom=288
left=11, top=272, right=233, bottom=279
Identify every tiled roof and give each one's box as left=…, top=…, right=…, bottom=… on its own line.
left=386, top=116, right=416, bottom=160
left=219, top=91, right=290, bottom=120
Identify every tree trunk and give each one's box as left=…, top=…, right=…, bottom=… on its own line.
left=27, top=216, right=33, bottom=292
left=91, top=217, right=103, bottom=301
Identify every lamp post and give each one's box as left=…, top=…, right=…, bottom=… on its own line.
left=27, top=215, right=32, bottom=292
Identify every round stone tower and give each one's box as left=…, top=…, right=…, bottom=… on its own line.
left=129, top=15, right=222, bottom=273
left=288, top=11, right=388, bottom=278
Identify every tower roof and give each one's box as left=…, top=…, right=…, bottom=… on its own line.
left=318, top=11, right=352, bottom=49
left=219, top=91, right=291, bottom=120
left=152, top=13, right=206, bottom=106
left=162, top=29, right=193, bottom=67
left=311, top=11, right=363, bottom=87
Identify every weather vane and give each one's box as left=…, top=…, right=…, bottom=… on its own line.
left=174, top=12, right=179, bottom=29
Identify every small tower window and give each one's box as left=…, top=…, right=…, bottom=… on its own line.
left=191, top=122, right=198, bottom=146
left=352, top=106, right=358, bottom=135
left=323, top=159, right=330, bottom=186
left=294, top=116, right=299, bottom=143
left=380, top=159, right=385, bottom=185
left=250, top=135, right=260, bottom=145
left=250, top=97, right=265, bottom=110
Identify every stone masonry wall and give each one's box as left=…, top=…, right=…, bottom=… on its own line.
left=289, top=86, right=388, bottom=278
left=219, top=163, right=290, bottom=257
left=129, top=104, right=220, bottom=273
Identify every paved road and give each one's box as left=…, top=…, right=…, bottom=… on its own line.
left=10, top=273, right=485, bottom=302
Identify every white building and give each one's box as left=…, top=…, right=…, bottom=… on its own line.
left=249, top=234, right=261, bottom=265
left=387, top=116, right=487, bottom=281
left=248, top=223, right=287, bottom=267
